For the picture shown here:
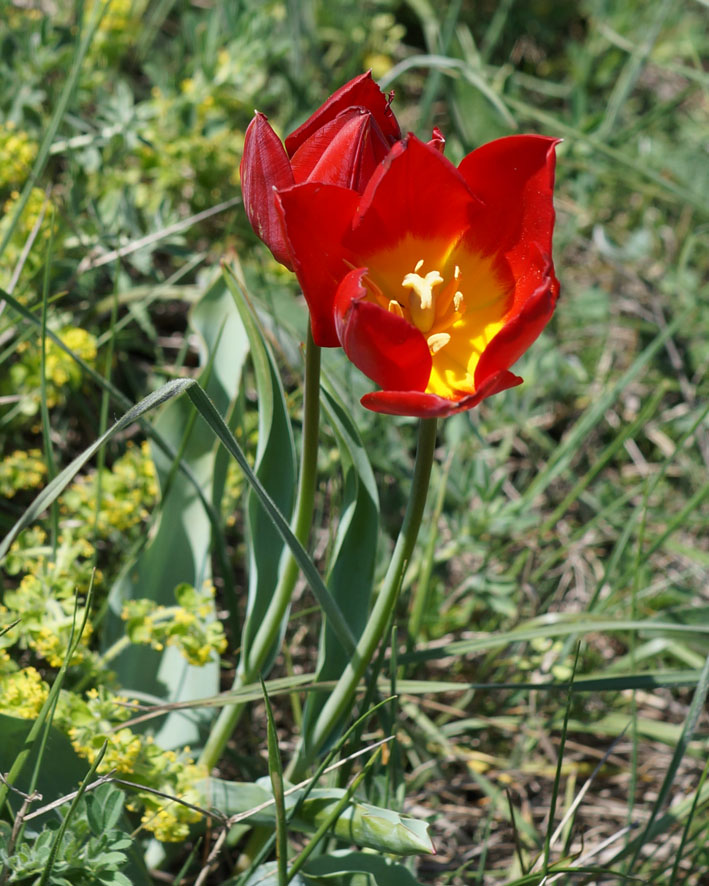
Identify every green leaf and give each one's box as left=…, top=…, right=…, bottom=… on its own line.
left=105, top=273, right=249, bottom=749
left=227, top=268, right=296, bottom=678
left=301, top=384, right=379, bottom=750
left=241, top=862, right=307, bottom=886
left=0, top=714, right=88, bottom=811
left=86, top=783, right=125, bottom=835
left=203, top=779, right=435, bottom=856
left=303, top=849, right=426, bottom=885
left=263, top=679, right=289, bottom=886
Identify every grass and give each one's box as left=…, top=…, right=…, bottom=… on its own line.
left=1, top=0, right=708, bottom=883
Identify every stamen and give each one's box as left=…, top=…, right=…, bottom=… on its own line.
left=401, top=269, right=443, bottom=333
left=414, top=258, right=424, bottom=272
left=427, top=332, right=451, bottom=354
left=453, top=291, right=464, bottom=312
left=388, top=299, right=404, bottom=318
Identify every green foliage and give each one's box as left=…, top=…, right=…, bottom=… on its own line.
left=1, top=0, right=708, bottom=883
left=0, top=785, right=134, bottom=886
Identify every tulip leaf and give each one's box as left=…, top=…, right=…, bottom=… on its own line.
left=240, top=862, right=307, bottom=886
left=302, top=849, right=426, bottom=885
left=203, top=778, right=435, bottom=856
left=300, top=383, right=379, bottom=752
left=105, top=273, right=250, bottom=749
left=0, top=714, right=89, bottom=812
left=223, top=266, right=297, bottom=678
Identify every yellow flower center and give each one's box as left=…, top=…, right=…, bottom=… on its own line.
left=361, top=244, right=508, bottom=400
left=390, top=259, right=466, bottom=356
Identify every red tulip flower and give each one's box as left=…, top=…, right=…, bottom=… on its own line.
left=275, top=133, right=560, bottom=417
left=240, top=71, right=401, bottom=269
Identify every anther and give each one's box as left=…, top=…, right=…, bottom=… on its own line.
left=388, top=299, right=404, bottom=318
left=427, top=333, right=451, bottom=354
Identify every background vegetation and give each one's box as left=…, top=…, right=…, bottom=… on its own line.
left=0, top=0, right=707, bottom=883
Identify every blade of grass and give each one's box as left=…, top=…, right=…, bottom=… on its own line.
left=627, top=653, right=709, bottom=873
left=668, top=758, right=709, bottom=885
left=262, top=679, right=288, bottom=886
left=37, top=742, right=108, bottom=886
left=595, top=0, right=675, bottom=140
left=38, top=214, right=58, bottom=554
left=518, top=311, right=687, bottom=509
left=538, top=383, right=667, bottom=535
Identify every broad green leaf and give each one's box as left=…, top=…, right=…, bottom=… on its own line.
left=225, top=268, right=296, bottom=678
left=303, top=849, right=425, bottom=885
left=86, top=783, right=125, bottom=834
left=0, top=714, right=88, bottom=811
left=301, top=384, right=379, bottom=751
left=105, top=274, right=249, bottom=749
left=241, top=862, right=306, bottom=886
left=203, top=778, right=435, bottom=856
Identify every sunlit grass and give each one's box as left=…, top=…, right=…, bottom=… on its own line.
left=1, top=0, right=707, bottom=883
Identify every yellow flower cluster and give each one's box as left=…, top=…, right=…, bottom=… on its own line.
left=0, top=531, right=97, bottom=668
left=121, top=582, right=227, bottom=667
left=1, top=443, right=157, bottom=673
left=0, top=667, right=49, bottom=718
left=0, top=123, right=38, bottom=190
left=0, top=448, right=47, bottom=498
left=61, top=440, right=158, bottom=538
left=55, top=687, right=207, bottom=842
left=0, top=187, right=52, bottom=281
left=3, top=324, right=97, bottom=416
left=95, top=0, right=135, bottom=33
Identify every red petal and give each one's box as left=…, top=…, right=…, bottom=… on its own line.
left=290, top=108, right=391, bottom=191
left=334, top=268, right=431, bottom=391
left=458, top=135, right=559, bottom=296
left=285, top=71, right=401, bottom=157
left=346, top=136, right=482, bottom=263
left=474, top=266, right=559, bottom=386
left=427, top=126, right=446, bottom=153
left=276, top=182, right=360, bottom=347
left=361, top=370, right=522, bottom=417
left=240, top=113, right=295, bottom=268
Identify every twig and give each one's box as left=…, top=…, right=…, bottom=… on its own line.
left=531, top=724, right=630, bottom=872
left=0, top=784, right=42, bottom=886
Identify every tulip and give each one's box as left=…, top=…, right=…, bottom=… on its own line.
left=240, top=71, right=401, bottom=269
left=276, top=133, right=560, bottom=415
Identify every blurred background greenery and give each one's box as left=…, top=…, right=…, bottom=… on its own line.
left=1, top=0, right=708, bottom=883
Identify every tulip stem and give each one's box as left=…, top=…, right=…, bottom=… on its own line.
left=199, top=322, right=321, bottom=773
left=287, top=417, right=438, bottom=778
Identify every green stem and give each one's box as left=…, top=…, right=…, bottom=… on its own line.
left=289, top=417, right=438, bottom=778
left=199, top=323, right=321, bottom=772
left=408, top=447, right=452, bottom=642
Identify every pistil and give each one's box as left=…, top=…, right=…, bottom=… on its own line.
left=399, top=259, right=466, bottom=355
